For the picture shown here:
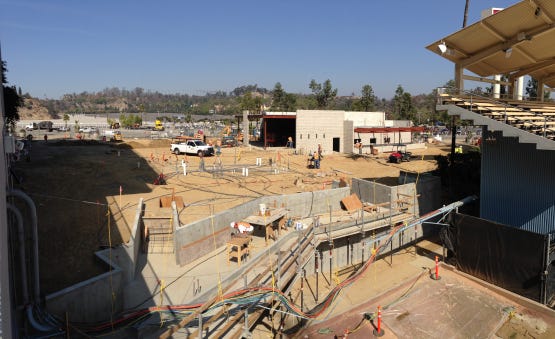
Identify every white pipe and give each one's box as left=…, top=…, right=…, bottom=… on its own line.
left=8, top=189, right=40, bottom=303
left=6, top=203, right=29, bottom=304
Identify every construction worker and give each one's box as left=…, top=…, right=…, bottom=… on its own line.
left=313, top=149, right=320, bottom=169
left=355, top=141, right=362, bottom=154
left=286, top=136, right=294, bottom=148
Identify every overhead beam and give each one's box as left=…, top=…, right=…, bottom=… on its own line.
left=480, top=21, right=506, bottom=41
left=510, top=58, right=555, bottom=78
left=462, top=74, right=511, bottom=86
left=525, top=23, right=555, bottom=40
left=461, top=22, right=555, bottom=69
left=542, top=73, right=555, bottom=84
left=516, top=47, right=537, bottom=63
left=460, top=40, right=513, bottom=68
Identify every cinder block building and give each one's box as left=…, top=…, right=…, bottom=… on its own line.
left=262, top=110, right=421, bottom=156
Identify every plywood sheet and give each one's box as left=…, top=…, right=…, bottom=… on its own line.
left=159, top=196, right=184, bottom=208
left=341, top=193, right=363, bottom=212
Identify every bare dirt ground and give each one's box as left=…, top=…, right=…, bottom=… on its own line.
left=12, top=136, right=449, bottom=295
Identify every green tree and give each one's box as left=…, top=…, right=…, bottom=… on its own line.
left=270, top=82, right=297, bottom=111
left=253, top=96, right=263, bottom=114
left=353, top=84, right=376, bottom=111
left=283, top=93, right=297, bottom=111
left=309, top=79, right=337, bottom=109
left=131, top=114, right=142, bottom=127
left=63, top=113, right=70, bottom=128
left=392, top=85, right=417, bottom=121
left=239, top=92, right=257, bottom=113
left=392, top=85, right=405, bottom=118
left=526, top=77, right=551, bottom=101
left=270, top=82, right=286, bottom=111
left=2, top=61, right=22, bottom=127
left=118, top=114, right=142, bottom=128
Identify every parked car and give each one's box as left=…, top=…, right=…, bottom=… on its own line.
left=79, top=127, right=97, bottom=133
left=58, top=126, right=70, bottom=132
left=25, top=123, right=37, bottom=131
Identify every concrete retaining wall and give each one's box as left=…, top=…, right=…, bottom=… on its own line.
left=45, top=199, right=144, bottom=322
left=352, top=176, right=442, bottom=217
left=44, top=176, right=437, bottom=321
left=296, top=179, right=428, bottom=279
left=45, top=268, right=124, bottom=323
left=174, top=187, right=351, bottom=266
left=352, top=178, right=392, bottom=206
left=118, top=199, right=144, bottom=282
left=398, top=171, right=442, bottom=215
left=352, top=177, right=421, bottom=216
left=311, top=223, right=422, bottom=277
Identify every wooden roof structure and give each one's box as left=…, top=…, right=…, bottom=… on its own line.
left=426, top=0, right=555, bottom=95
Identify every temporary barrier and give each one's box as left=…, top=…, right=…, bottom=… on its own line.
left=449, top=213, right=552, bottom=303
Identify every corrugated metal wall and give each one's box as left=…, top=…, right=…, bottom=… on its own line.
left=480, top=131, right=555, bottom=235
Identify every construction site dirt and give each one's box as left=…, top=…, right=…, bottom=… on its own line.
left=11, top=136, right=555, bottom=338
left=296, top=249, right=555, bottom=339
left=11, top=137, right=443, bottom=295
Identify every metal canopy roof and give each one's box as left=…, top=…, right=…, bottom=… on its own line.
left=425, top=0, right=555, bottom=88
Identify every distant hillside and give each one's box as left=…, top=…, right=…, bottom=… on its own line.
left=14, top=85, right=438, bottom=125
left=18, top=97, right=54, bottom=120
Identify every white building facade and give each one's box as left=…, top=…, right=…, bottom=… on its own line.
left=294, top=110, right=421, bottom=156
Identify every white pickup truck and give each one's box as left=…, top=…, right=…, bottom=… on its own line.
left=171, top=138, right=214, bottom=156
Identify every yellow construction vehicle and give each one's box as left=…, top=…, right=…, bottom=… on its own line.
left=221, top=125, right=231, bottom=136
left=154, top=119, right=164, bottom=131
left=103, top=130, right=122, bottom=142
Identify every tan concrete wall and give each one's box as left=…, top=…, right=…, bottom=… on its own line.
left=295, top=110, right=345, bottom=155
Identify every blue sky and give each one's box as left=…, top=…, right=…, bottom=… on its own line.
left=0, top=0, right=517, bottom=100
